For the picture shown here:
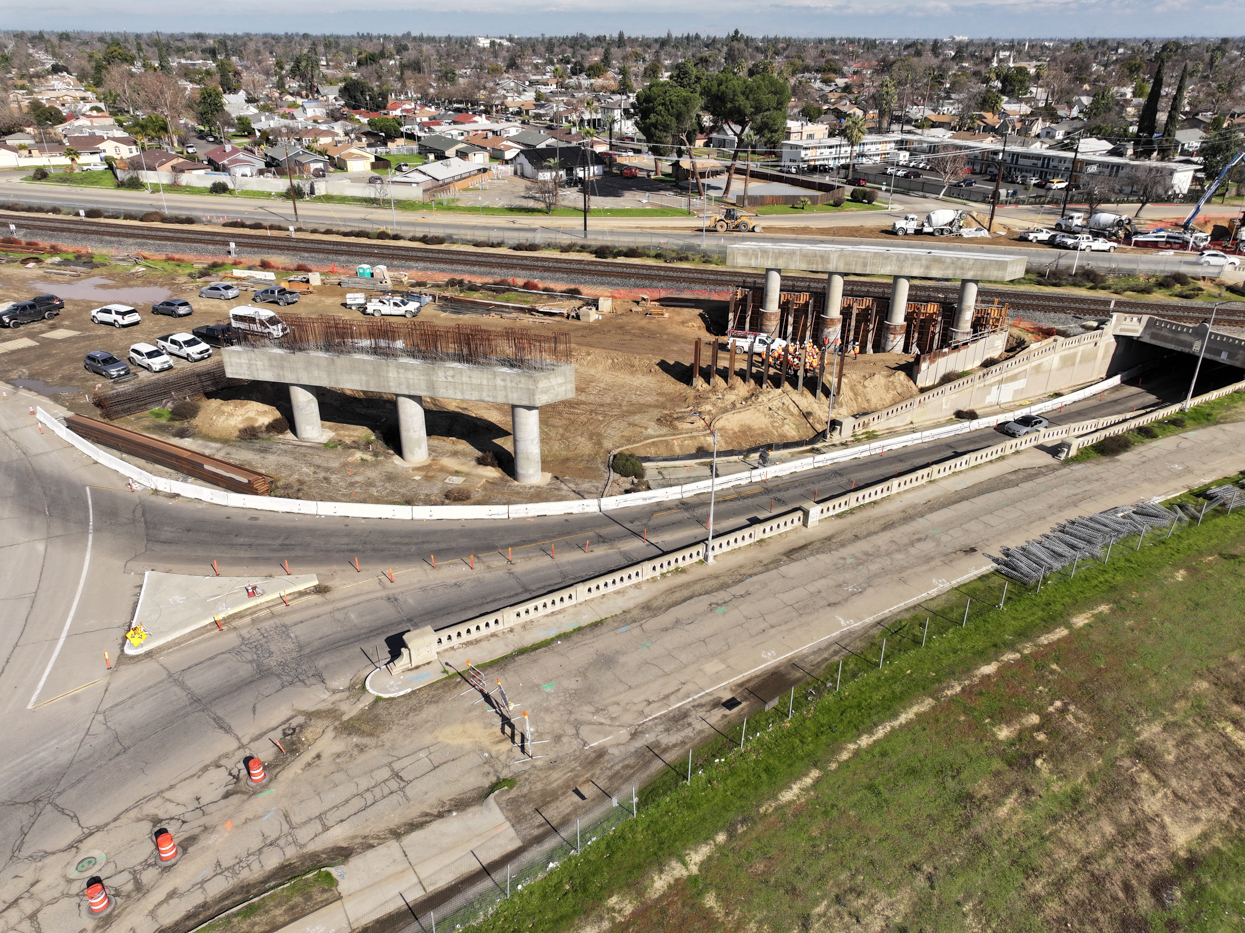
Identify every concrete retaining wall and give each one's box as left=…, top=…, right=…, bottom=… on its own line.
left=117, top=169, right=429, bottom=201
left=857, top=326, right=1118, bottom=432
left=914, top=329, right=1008, bottom=388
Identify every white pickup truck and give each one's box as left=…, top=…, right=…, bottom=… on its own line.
left=156, top=332, right=213, bottom=361
left=359, top=294, right=434, bottom=318
left=1052, top=233, right=1117, bottom=252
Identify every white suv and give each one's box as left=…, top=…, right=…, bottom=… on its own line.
left=128, top=342, right=174, bottom=372
left=91, top=304, right=142, bottom=327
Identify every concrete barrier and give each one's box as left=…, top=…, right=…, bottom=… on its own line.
left=29, top=365, right=1149, bottom=525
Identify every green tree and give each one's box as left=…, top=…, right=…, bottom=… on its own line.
left=838, top=113, right=867, bottom=176
left=1158, top=63, right=1188, bottom=159
left=438, top=63, right=457, bottom=86
left=1133, top=79, right=1149, bottom=99
left=340, top=77, right=387, bottom=111
left=642, top=60, right=663, bottom=82
left=1084, top=87, right=1117, bottom=122
left=196, top=84, right=226, bottom=127
left=368, top=116, right=403, bottom=139
left=585, top=61, right=607, bottom=79
left=63, top=145, right=80, bottom=172
left=617, top=66, right=634, bottom=95
left=875, top=78, right=897, bottom=131
left=701, top=71, right=790, bottom=196
left=356, top=49, right=381, bottom=68
left=669, top=59, right=704, bottom=92
left=1199, top=127, right=1243, bottom=199
left=1000, top=66, right=1030, bottom=98
left=799, top=102, right=824, bottom=123
left=216, top=58, right=239, bottom=94
left=235, top=115, right=254, bottom=137
left=89, top=41, right=136, bottom=87
left=634, top=80, right=701, bottom=172
left=155, top=36, right=171, bottom=73
left=979, top=87, right=1004, bottom=114
left=1135, top=53, right=1167, bottom=158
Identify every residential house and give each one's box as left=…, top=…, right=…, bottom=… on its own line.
left=463, top=132, right=523, bottom=161
left=785, top=121, right=830, bottom=142
left=262, top=144, right=330, bottom=175
left=62, top=135, right=141, bottom=161
left=203, top=144, right=266, bottom=177
left=514, top=145, right=602, bottom=181
left=123, top=149, right=183, bottom=172
left=507, top=129, right=558, bottom=149
left=1041, top=120, right=1085, bottom=140
left=418, top=134, right=488, bottom=162
left=1173, top=128, right=1205, bottom=155
left=326, top=143, right=374, bottom=172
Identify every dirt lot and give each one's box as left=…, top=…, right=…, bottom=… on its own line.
left=0, top=256, right=920, bottom=505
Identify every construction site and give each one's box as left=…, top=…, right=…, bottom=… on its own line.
left=0, top=252, right=940, bottom=505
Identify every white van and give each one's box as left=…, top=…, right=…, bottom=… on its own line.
left=229, top=305, right=289, bottom=339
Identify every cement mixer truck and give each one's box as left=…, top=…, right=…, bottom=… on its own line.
left=891, top=209, right=968, bottom=237
left=1053, top=212, right=1136, bottom=239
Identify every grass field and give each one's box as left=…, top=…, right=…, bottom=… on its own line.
left=474, top=478, right=1245, bottom=933
left=27, top=171, right=118, bottom=188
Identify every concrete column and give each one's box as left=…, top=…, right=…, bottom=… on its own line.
left=396, top=394, right=429, bottom=463
left=817, top=272, right=844, bottom=344
left=759, top=268, right=781, bottom=335
left=289, top=384, right=321, bottom=441
left=884, top=275, right=910, bottom=352
left=512, top=405, right=542, bottom=484
left=950, top=279, right=979, bottom=343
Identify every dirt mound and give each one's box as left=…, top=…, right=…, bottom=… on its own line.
left=196, top=399, right=281, bottom=438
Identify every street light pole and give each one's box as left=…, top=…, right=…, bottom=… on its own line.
left=693, top=411, right=718, bottom=563
left=1183, top=303, right=1220, bottom=411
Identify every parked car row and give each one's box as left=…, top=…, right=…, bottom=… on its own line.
left=84, top=331, right=215, bottom=380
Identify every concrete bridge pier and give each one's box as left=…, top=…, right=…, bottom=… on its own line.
left=289, top=384, right=322, bottom=441
left=396, top=394, right=430, bottom=463
left=950, top=279, right=979, bottom=344
left=817, top=272, right=844, bottom=344
left=884, top=276, right=910, bottom=352
left=512, top=405, right=542, bottom=484
left=760, top=268, right=782, bottom=335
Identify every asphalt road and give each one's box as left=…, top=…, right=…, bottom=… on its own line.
left=0, top=370, right=1189, bottom=921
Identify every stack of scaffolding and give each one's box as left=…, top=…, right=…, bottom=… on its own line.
left=988, top=501, right=1187, bottom=585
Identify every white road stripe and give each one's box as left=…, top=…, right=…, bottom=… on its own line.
left=27, top=487, right=94, bottom=710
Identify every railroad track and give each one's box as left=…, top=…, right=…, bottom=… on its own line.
left=4, top=211, right=1239, bottom=326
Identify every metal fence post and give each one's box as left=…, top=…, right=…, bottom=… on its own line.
left=879, top=638, right=886, bottom=668
left=632, top=786, right=636, bottom=818
left=740, top=717, right=747, bottom=749
left=1166, top=516, right=1177, bottom=539
left=998, top=581, right=1008, bottom=608
left=1136, top=526, right=1146, bottom=550
left=922, top=616, right=930, bottom=646
left=962, top=597, right=971, bottom=626
left=788, top=686, right=794, bottom=719
left=687, top=747, right=692, bottom=783
left=576, top=818, right=580, bottom=852
left=836, top=658, right=842, bottom=692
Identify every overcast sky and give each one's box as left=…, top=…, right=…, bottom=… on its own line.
left=4, top=1, right=1238, bottom=41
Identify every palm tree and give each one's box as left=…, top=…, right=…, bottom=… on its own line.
left=839, top=113, right=867, bottom=178
left=63, top=146, right=80, bottom=173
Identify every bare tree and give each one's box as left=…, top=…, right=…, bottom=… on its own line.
left=136, top=71, right=188, bottom=152
left=102, top=64, right=144, bottom=116
left=1078, top=170, right=1124, bottom=218
left=933, top=147, right=969, bottom=197
left=1120, top=162, right=1173, bottom=217
left=525, top=167, right=562, bottom=213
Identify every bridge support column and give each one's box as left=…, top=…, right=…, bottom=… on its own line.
left=289, top=384, right=322, bottom=441
left=817, top=272, right=844, bottom=345
left=884, top=276, right=909, bottom=352
left=396, top=394, right=429, bottom=463
left=760, top=268, right=782, bottom=335
left=950, top=279, right=978, bottom=343
left=512, top=405, right=542, bottom=484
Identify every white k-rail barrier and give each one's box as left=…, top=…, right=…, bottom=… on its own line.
left=33, top=368, right=1139, bottom=523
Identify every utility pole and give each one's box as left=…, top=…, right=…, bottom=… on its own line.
left=283, top=148, right=301, bottom=223
left=582, top=166, right=589, bottom=237
left=987, top=134, right=1009, bottom=232
left=1060, top=132, right=1082, bottom=219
